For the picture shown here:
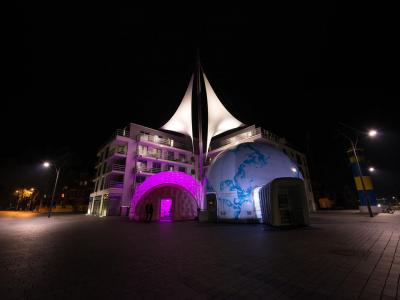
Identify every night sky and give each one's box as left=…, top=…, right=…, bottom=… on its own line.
left=2, top=4, right=399, bottom=205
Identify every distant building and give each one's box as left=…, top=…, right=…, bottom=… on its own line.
left=63, top=176, right=93, bottom=212
left=88, top=62, right=315, bottom=220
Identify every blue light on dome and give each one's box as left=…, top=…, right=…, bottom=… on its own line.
left=207, top=142, right=302, bottom=220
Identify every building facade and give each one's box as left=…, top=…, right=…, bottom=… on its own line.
left=89, top=123, right=194, bottom=217
left=89, top=123, right=315, bottom=217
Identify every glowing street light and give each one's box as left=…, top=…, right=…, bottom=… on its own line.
left=43, top=161, right=60, bottom=218
left=368, top=167, right=375, bottom=173
left=368, top=129, right=378, bottom=137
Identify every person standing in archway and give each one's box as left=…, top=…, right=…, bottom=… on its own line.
left=148, top=203, right=154, bottom=222
left=145, top=203, right=150, bottom=222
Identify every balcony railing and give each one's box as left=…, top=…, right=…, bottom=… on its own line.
left=105, top=148, right=127, bottom=161
left=137, top=151, right=193, bottom=164
left=137, top=134, right=191, bottom=151
left=115, top=149, right=127, bottom=155
left=139, top=152, right=162, bottom=159
left=111, top=164, right=125, bottom=172
left=136, top=167, right=161, bottom=174
left=164, top=156, right=191, bottom=164
left=115, top=129, right=130, bottom=138
left=105, top=181, right=124, bottom=189
left=104, top=164, right=126, bottom=173
left=209, top=127, right=281, bottom=151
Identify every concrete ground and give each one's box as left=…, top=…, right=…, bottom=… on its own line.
left=0, top=211, right=399, bottom=300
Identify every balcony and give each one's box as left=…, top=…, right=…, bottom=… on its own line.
left=104, top=164, right=126, bottom=174
left=164, top=156, right=191, bottom=164
left=115, top=128, right=130, bottom=138
left=137, top=134, right=191, bottom=151
left=105, top=181, right=124, bottom=189
left=115, top=148, right=127, bottom=155
left=137, top=151, right=193, bottom=165
left=111, top=164, right=125, bottom=172
left=104, top=149, right=127, bottom=162
left=136, top=167, right=162, bottom=174
left=209, top=127, right=281, bottom=151
left=140, top=152, right=162, bottom=159
left=110, top=147, right=127, bottom=156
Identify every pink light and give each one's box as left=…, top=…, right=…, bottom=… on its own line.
left=160, top=198, right=172, bottom=220
left=130, top=171, right=201, bottom=218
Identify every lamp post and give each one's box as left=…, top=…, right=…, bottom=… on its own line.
left=339, top=126, right=378, bottom=217
left=348, top=138, right=373, bottom=217
left=43, top=161, right=60, bottom=218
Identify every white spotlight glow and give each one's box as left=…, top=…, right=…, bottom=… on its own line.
left=368, top=130, right=377, bottom=137
left=252, top=187, right=263, bottom=220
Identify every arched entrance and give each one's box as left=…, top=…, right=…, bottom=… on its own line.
left=129, top=171, right=202, bottom=221
left=135, top=185, right=198, bottom=222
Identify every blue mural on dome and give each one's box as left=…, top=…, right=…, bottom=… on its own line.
left=207, top=142, right=302, bottom=220
left=219, top=144, right=269, bottom=218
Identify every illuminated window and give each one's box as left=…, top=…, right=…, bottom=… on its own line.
left=137, top=160, right=147, bottom=171
left=153, top=148, right=162, bottom=158
left=138, top=145, right=148, bottom=156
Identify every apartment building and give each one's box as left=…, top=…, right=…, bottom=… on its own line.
left=89, top=123, right=194, bottom=217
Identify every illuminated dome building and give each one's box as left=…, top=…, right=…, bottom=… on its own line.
left=207, top=142, right=310, bottom=224
left=88, top=59, right=315, bottom=223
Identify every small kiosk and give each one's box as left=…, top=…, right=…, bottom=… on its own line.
left=259, top=178, right=309, bottom=227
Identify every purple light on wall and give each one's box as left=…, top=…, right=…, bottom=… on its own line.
left=130, top=171, right=202, bottom=218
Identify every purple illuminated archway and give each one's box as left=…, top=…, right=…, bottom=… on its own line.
left=129, top=171, right=202, bottom=219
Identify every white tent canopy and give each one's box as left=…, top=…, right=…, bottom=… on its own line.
left=161, top=70, right=244, bottom=155
left=161, top=75, right=194, bottom=141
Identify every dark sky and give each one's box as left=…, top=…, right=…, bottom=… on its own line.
left=2, top=3, right=399, bottom=203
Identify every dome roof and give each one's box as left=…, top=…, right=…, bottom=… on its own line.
left=206, top=142, right=302, bottom=219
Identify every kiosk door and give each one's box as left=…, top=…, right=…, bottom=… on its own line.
left=206, top=193, right=218, bottom=222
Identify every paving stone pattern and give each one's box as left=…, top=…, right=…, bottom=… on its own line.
left=0, top=211, right=399, bottom=299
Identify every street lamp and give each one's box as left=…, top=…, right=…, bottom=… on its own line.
left=368, top=129, right=378, bottom=137
left=368, top=167, right=375, bottom=173
left=43, top=161, right=60, bottom=218
left=339, top=127, right=378, bottom=217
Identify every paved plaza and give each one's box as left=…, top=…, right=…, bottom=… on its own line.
left=0, top=211, right=399, bottom=299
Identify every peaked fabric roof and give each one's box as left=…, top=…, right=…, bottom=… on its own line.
left=161, top=75, right=194, bottom=141
left=203, top=72, right=243, bottom=156
left=161, top=70, right=244, bottom=155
